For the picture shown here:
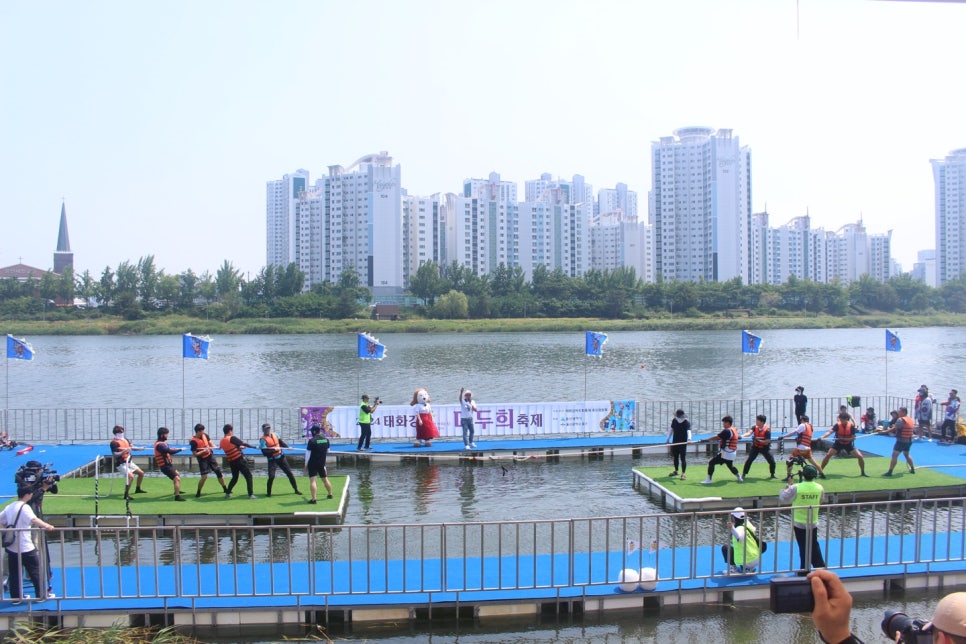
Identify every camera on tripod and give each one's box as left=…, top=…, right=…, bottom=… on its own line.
left=786, top=454, right=808, bottom=483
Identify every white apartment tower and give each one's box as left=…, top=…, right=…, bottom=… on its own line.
left=403, top=194, right=443, bottom=288
left=651, top=127, right=751, bottom=283
left=266, top=169, right=310, bottom=268
left=932, top=148, right=966, bottom=285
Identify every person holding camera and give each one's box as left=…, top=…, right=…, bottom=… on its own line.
left=810, top=568, right=966, bottom=644
left=721, top=507, right=767, bottom=574
left=357, top=394, right=380, bottom=452
left=779, top=463, right=826, bottom=572
left=2, top=485, right=55, bottom=604
left=109, top=425, right=148, bottom=499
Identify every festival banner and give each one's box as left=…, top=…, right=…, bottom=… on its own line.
left=182, top=333, right=211, bottom=359
left=6, top=334, right=34, bottom=361
left=304, top=400, right=637, bottom=440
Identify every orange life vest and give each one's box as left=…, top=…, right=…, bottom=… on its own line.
left=263, top=432, right=282, bottom=457
left=192, top=433, right=214, bottom=460
left=834, top=421, right=856, bottom=442
left=897, top=415, right=915, bottom=440
left=798, top=423, right=813, bottom=448
left=720, top=427, right=738, bottom=452
left=154, top=441, right=171, bottom=467
left=752, top=424, right=771, bottom=448
left=220, top=435, right=243, bottom=462
left=112, top=436, right=132, bottom=464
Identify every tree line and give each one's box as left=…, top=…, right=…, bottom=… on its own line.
left=2, top=257, right=965, bottom=321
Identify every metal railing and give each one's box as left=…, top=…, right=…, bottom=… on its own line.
left=3, top=396, right=910, bottom=444
left=23, top=496, right=964, bottom=603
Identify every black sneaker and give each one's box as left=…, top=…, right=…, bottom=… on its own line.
left=307, top=499, right=317, bottom=505
left=910, top=468, right=916, bottom=474
left=195, top=492, right=202, bottom=498
left=860, top=472, right=869, bottom=477
left=175, top=495, right=186, bottom=502
left=134, top=489, right=148, bottom=494
left=883, top=471, right=893, bottom=477
left=327, top=494, right=333, bottom=499
left=294, top=490, right=302, bottom=495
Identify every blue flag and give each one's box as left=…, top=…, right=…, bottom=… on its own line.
left=585, top=331, right=608, bottom=357
left=358, top=332, right=386, bottom=360
left=6, top=334, right=34, bottom=361
left=741, top=330, right=762, bottom=354
left=885, top=329, right=901, bottom=352
left=182, top=333, right=211, bottom=360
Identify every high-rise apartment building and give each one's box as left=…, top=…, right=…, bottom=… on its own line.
left=266, top=170, right=309, bottom=268
left=403, top=194, right=444, bottom=287
left=269, top=154, right=403, bottom=294
left=651, top=127, right=751, bottom=283
left=932, top=148, right=966, bottom=285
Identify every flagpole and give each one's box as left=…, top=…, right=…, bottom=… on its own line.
left=584, top=359, right=588, bottom=401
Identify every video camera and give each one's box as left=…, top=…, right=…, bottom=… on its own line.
left=15, top=460, right=60, bottom=491
left=786, top=454, right=808, bottom=483
left=882, top=610, right=931, bottom=644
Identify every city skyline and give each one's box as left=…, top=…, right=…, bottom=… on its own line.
left=2, top=1, right=965, bottom=278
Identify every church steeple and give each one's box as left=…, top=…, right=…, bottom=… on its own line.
left=53, top=201, right=73, bottom=274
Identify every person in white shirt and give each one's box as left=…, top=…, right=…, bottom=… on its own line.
left=2, top=486, right=55, bottom=604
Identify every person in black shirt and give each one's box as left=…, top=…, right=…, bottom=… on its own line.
left=665, top=409, right=692, bottom=480
left=794, top=386, right=808, bottom=422
left=305, top=425, right=333, bottom=504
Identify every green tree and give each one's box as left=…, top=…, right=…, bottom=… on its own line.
left=431, top=290, right=469, bottom=319
left=76, top=269, right=97, bottom=307
left=97, top=266, right=116, bottom=307
left=56, top=266, right=75, bottom=303
left=136, top=255, right=159, bottom=304
left=409, top=261, right=446, bottom=305
left=179, top=269, right=199, bottom=310
left=38, top=270, right=58, bottom=302
left=214, top=260, right=241, bottom=298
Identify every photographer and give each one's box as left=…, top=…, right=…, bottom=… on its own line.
left=2, top=485, right=55, bottom=604
left=357, top=394, right=380, bottom=452
left=810, top=569, right=966, bottom=643
left=12, top=460, right=58, bottom=596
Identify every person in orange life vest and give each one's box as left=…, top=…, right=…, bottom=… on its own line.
left=153, top=427, right=185, bottom=501
left=189, top=423, right=228, bottom=498
left=818, top=412, right=868, bottom=477
left=741, top=414, right=777, bottom=479
left=220, top=424, right=256, bottom=499
left=109, top=425, right=147, bottom=499
left=778, top=414, right=825, bottom=482
left=883, top=406, right=916, bottom=476
left=701, top=415, right=743, bottom=485
left=258, top=423, right=302, bottom=497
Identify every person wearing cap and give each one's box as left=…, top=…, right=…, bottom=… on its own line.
left=915, top=385, right=935, bottom=441
left=459, top=387, right=478, bottom=450
left=258, top=423, right=302, bottom=497
left=305, top=425, right=333, bottom=504
left=794, top=386, right=808, bottom=423
left=220, top=424, right=257, bottom=499
left=357, top=394, right=380, bottom=452
left=153, top=427, right=185, bottom=501
left=939, top=389, right=961, bottom=444
left=666, top=409, right=692, bottom=480
left=109, top=425, right=148, bottom=500
left=779, top=462, right=826, bottom=572
left=810, top=568, right=966, bottom=644
left=721, top=507, right=767, bottom=574
left=1, top=485, right=55, bottom=604
left=189, top=423, right=229, bottom=498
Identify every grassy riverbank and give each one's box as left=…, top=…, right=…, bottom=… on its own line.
left=3, top=312, right=965, bottom=336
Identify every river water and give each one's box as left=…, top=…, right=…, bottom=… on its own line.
left=5, top=327, right=965, bottom=642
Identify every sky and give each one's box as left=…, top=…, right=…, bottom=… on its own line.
left=2, top=0, right=965, bottom=280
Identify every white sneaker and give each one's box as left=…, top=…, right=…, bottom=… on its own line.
left=465, top=445, right=471, bottom=450
left=701, top=478, right=713, bottom=485
left=737, top=475, right=744, bottom=483
left=470, top=443, right=477, bottom=448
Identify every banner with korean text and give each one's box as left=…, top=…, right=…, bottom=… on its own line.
left=303, top=400, right=637, bottom=440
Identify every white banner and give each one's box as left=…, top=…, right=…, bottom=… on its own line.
left=301, top=400, right=637, bottom=440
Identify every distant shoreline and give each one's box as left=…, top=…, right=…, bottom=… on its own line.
left=3, top=313, right=965, bottom=336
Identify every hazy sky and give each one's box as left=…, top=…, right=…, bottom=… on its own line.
left=2, top=0, right=964, bottom=280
